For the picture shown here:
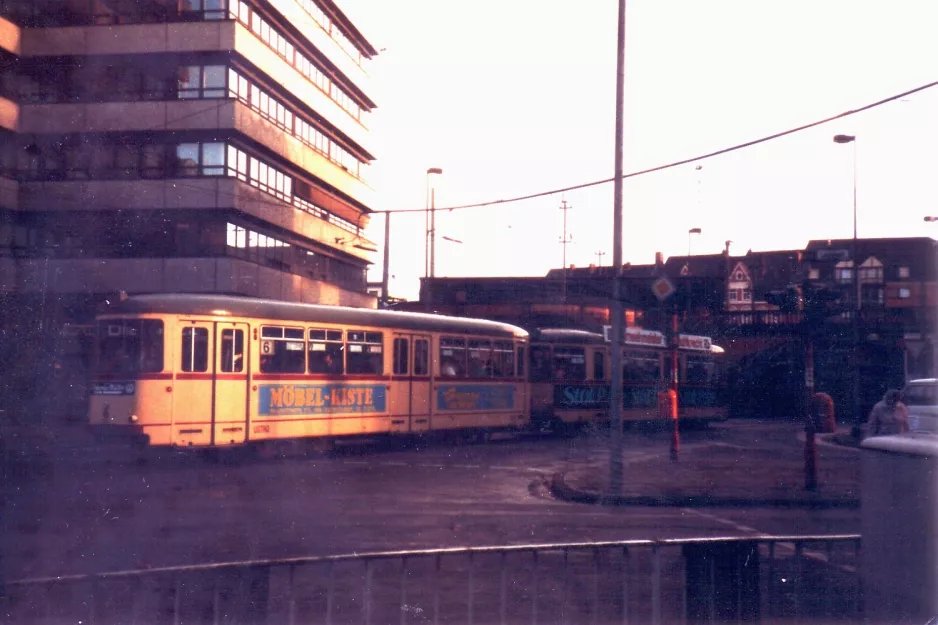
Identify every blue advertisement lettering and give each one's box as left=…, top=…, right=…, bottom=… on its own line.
left=437, top=385, right=515, bottom=411
left=258, top=384, right=386, bottom=417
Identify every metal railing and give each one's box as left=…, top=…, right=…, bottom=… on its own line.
left=1, top=535, right=862, bottom=624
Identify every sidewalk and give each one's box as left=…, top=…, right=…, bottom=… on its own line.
left=550, top=425, right=861, bottom=508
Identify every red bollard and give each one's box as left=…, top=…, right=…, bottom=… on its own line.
left=804, top=425, right=818, bottom=491
left=659, top=389, right=679, bottom=462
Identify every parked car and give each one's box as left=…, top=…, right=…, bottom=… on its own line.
left=903, top=378, right=938, bottom=434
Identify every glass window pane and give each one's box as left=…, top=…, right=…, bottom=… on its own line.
left=202, top=142, right=225, bottom=175
left=177, top=66, right=201, bottom=98
left=220, top=329, right=244, bottom=372
left=393, top=338, right=409, bottom=375
left=176, top=143, right=200, bottom=176
left=181, top=327, right=209, bottom=372
left=414, top=339, right=429, bottom=376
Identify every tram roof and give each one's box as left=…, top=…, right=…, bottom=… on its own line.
left=532, top=328, right=607, bottom=344
left=98, top=294, right=529, bottom=339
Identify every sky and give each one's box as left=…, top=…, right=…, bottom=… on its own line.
left=340, top=0, right=938, bottom=301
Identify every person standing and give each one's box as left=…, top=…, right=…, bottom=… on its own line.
left=865, top=389, right=909, bottom=437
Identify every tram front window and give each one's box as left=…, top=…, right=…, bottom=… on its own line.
left=97, top=319, right=164, bottom=375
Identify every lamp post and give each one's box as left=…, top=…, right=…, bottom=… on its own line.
left=425, top=167, right=443, bottom=279
left=608, top=0, right=626, bottom=494
left=688, top=227, right=701, bottom=256
left=833, top=133, right=862, bottom=432
left=925, top=216, right=938, bottom=222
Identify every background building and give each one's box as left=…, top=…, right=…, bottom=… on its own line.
left=412, top=236, right=937, bottom=422
left=0, top=0, right=379, bottom=423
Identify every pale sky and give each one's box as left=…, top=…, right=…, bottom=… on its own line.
left=341, top=0, right=938, bottom=301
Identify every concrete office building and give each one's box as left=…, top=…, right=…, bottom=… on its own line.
left=0, top=0, right=379, bottom=422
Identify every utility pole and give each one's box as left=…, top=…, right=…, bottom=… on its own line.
left=595, top=250, right=606, bottom=266
left=559, top=199, right=573, bottom=301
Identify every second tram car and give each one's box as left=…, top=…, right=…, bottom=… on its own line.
left=89, top=294, right=529, bottom=448
left=528, top=326, right=727, bottom=431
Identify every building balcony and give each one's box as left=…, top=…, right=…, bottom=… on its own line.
left=17, top=177, right=376, bottom=263
left=19, top=98, right=375, bottom=214
left=21, top=20, right=371, bottom=153
left=0, top=254, right=377, bottom=308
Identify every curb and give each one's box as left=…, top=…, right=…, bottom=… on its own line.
left=549, top=472, right=860, bottom=509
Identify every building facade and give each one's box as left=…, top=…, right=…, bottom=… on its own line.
left=0, top=0, right=380, bottom=422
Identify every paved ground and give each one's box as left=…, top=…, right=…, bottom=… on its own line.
left=553, top=422, right=860, bottom=508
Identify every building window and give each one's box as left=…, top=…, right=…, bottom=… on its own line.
left=728, top=290, right=738, bottom=302
left=808, top=268, right=820, bottom=280
left=898, top=266, right=910, bottom=279
left=835, top=261, right=854, bottom=283
left=178, top=65, right=227, bottom=99
left=862, top=286, right=884, bottom=305
left=898, top=288, right=911, bottom=299
left=743, top=290, right=752, bottom=301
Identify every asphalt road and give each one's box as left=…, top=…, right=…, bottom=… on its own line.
left=2, top=421, right=859, bottom=582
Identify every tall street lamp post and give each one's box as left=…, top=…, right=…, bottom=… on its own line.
left=425, top=167, right=443, bottom=279
left=833, top=134, right=861, bottom=432
left=925, top=216, right=938, bottom=222
left=608, top=0, right=626, bottom=494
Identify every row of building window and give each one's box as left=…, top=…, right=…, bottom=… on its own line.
left=4, top=60, right=367, bottom=181
left=0, top=218, right=368, bottom=291
left=291, top=0, right=365, bottom=67
left=226, top=66, right=364, bottom=177
left=1, top=139, right=362, bottom=235
left=234, top=1, right=364, bottom=122
left=0, top=0, right=368, bottom=124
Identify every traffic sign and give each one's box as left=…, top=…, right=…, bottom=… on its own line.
left=652, top=277, right=675, bottom=301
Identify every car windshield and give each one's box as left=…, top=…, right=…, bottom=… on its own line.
left=903, top=383, right=938, bottom=406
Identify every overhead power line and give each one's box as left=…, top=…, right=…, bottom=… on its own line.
left=374, top=79, right=938, bottom=215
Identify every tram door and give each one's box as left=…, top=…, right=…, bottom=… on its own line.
left=212, top=322, right=250, bottom=446
left=390, top=334, right=432, bottom=433
left=173, top=320, right=249, bottom=447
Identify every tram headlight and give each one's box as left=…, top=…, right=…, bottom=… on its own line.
left=129, top=414, right=139, bottom=423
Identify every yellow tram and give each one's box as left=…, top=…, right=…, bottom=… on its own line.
left=89, top=294, right=529, bottom=448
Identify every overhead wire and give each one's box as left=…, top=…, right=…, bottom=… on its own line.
left=373, top=79, right=938, bottom=215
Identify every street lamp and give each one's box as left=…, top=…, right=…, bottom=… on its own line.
left=833, top=133, right=862, bottom=432
left=688, top=227, right=702, bottom=256
left=425, top=167, right=443, bottom=279
left=925, top=216, right=938, bottom=222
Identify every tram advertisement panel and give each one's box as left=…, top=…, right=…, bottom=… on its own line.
left=554, top=384, right=657, bottom=409
left=258, top=384, right=386, bottom=416
left=436, top=385, right=515, bottom=411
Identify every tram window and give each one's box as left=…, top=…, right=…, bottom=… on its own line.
left=593, top=350, right=606, bottom=381
left=393, top=338, right=409, bottom=375
left=529, top=345, right=551, bottom=382
left=220, top=329, right=244, bottom=372
left=97, top=319, right=164, bottom=374
left=439, top=336, right=466, bottom=377
left=308, top=328, right=343, bottom=374
left=181, top=327, right=209, bottom=372
left=414, top=339, right=429, bottom=376
left=624, top=350, right=660, bottom=383
left=553, top=346, right=586, bottom=382
left=259, top=325, right=305, bottom=373
left=347, top=330, right=383, bottom=375
left=493, top=340, right=514, bottom=378
left=686, top=356, right=714, bottom=385
left=468, top=339, right=492, bottom=377
left=517, top=346, right=525, bottom=377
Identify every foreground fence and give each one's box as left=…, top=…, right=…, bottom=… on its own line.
left=1, top=535, right=862, bottom=624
